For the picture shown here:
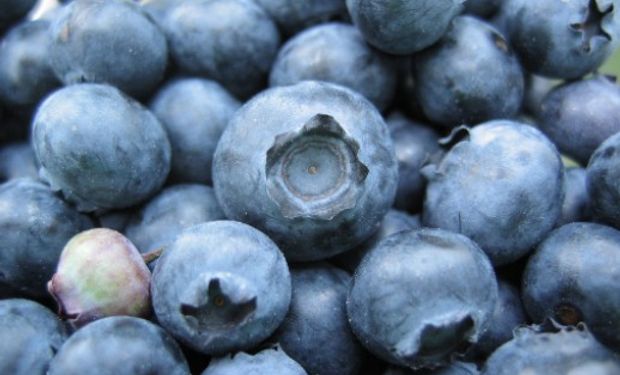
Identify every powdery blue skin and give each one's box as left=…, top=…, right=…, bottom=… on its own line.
left=274, top=263, right=362, bottom=375
left=124, top=184, right=225, bottom=254
left=269, top=22, right=397, bottom=111
left=0, top=178, right=94, bottom=298
left=150, top=78, right=241, bottom=184
left=387, top=112, right=440, bottom=213
left=499, top=0, right=620, bottom=79
left=0, top=20, right=60, bottom=107
left=346, top=0, right=465, bottom=55
left=202, top=347, right=307, bottom=375
left=464, top=0, right=500, bottom=17
left=48, top=316, right=190, bottom=375
left=32, top=84, right=171, bottom=213
left=558, top=167, right=590, bottom=226
left=523, top=222, right=620, bottom=352
left=213, top=81, right=398, bottom=261
left=413, top=16, right=524, bottom=127
left=586, top=132, right=620, bottom=227
left=538, top=76, right=620, bottom=165
left=332, top=209, right=421, bottom=273
left=0, top=0, right=36, bottom=31
left=0, top=299, right=67, bottom=374
left=523, top=74, right=559, bottom=116
left=49, top=0, right=168, bottom=98
left=254, top=0, right=346, bottom=36
left=383, top=362, right=479, bottom=375
left=481, top=322, right=620, bottom=374
left=140, top=0, right=176, bottom=27
left=423, top=120, right=564, bottom=266
left=0, top=142, right=38, bottom=182
left=347, top=228, right=498, bottom=370
left=163, top=0, right=280, bottom=99
left=152, top=221, right=292, bottom=355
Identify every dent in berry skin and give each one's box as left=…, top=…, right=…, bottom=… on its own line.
left=48, top=228, right=151, bottom=328
left=202, top=346, right=307, bottom=375
left=587, top=131, right=620, bottom=228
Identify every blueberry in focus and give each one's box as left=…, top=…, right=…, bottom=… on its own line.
left=346, top=0, right=465, bottom=55
left=522, top=222, right=620, bottom=351
left=150, top=78, right=241, bottom=184
left=347, top=228, right=498, bottom=370
left=423, top=120, right=564, bottom=266
left=202, top=346, right=307, bottom=375
left=163, top=0, right=280, bottom=99
left=0, top=142, right=38, bottom=182
left=274, top=263, right=363, bottom=375
left=48, top=0, right=168, bottom=98
left=413, top=16, right=524, bottom=127
left=48, top=316, right=190, bottom=375
left=558, top=167, right=590, bottom=226
left=586, top=131, right=620, bottom=228
left=32, top=83, right=171, bottom=213
left=269, top=22, right=397, bottom=111
left=538, top=75, right=620, bottom=165
left=254, top=0, right=346, bottom=36
left=0, top=178, right=94, bottom=299
left=151, top=221, right=292, bottom=355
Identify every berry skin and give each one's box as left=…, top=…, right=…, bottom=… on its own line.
left=587, top=131, right=620, bottom=228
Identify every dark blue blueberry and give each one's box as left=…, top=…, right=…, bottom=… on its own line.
left=347, top=228, right=498, bottom=370
left=346, top=0, right=464, bottom=55
left=49, top=0, right=168, bottom=98
left=0, top=298, right=67, bottom=374
left=269, top=22, right=397, bottom=111
left=586, top=132, right=620, bottom=227
left=0, top=142, right=38, bottom=182
left=163, top=0, right=280, bottom=99
left=48, top=316, right=190, bottom=375
left=383, top=362, right=479, bottom=375
left=124, top=184, right=226, bottom=254
left=150, top=78, right=241, bottom=184
left=481, top=321, right=620, bottom=374
left=464, top=0, right=500, bottom=18
left=0, top=0, right=36, bottom=32
left=213, top=81, right=398, bottom=261
left=538, top=75, right=620, bottom=165
left=202, top=347, right=306, bottom=375
left=499, top=0, right=620, bottom=79
left=254, top=0, right=346, bottom=36
left=32, top=84, right=171, bottom=213
left=332, top=209, right=421, bottom=273
left=96, top=209, right=133, bottom=233
left=0, top=178, right=94, bottom=298
left=423, top=120, right=564, bottom=266
left=523, top=222, right=620, bottom=351
left=0, top=20, right=60, bottom=108
left=387, top=112, right=440, bottom=213
left=413, top=16, right=524, bottom=127
left=152, top=221, right=292, bottom=355
left=558, top=167, right=590, bottom=226
left=274, top=263, right=363, bottom=375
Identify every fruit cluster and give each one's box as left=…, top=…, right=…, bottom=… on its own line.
left=1, top=0, right=620, bottom=374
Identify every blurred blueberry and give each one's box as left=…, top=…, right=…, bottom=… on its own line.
left=464, top=0, right=500, bottom=18
left=0, top=0, right=37, bottom=32
left=0, top=142, right=38, bottom=182
left=523, top=74, right=559, bottom=116
left=254, top=0, right=346, bottom=36
left=202, top=347, right=306, bottom=375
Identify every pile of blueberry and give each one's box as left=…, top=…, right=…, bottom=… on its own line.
left=2, top=0, right=620, bottom=374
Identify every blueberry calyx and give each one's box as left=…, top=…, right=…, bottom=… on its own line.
left=570, top=0, right=613, bottom=53
left=265, top=113, right=368, bottom=220
left=180, top=272, right=257, bottom=331
left=554, top=303, right=584, bottom=326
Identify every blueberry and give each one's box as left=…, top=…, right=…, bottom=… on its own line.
left=558, top=167, right=590, bottom=226
left=0, top=142, right=38, bottom=182
left=523, top=222, right=620, bottom=351
left=481, top=321, right=620, bottom=374
left=269, top=22, right=397, bottom=111
left=163, top=0, right=280, bottom=99
left=213, top=81, right=398, bottom=261
left=499, top=0, right=620, bottom=79
left=347, top=228, right=498, bottom=370
left=96, top=209, right=133, bottom=233
left=586, top=131, right=620, bottom=227
left=274, top=263, right=363, bottom=375
left=383, top=362, right=479, bottom=375
left=48, top=316, right=190, bottom=375
left=0, top=298, right=67, bottom=348
left=151, top=221, right=291, bottom=355
left=254, top=0, right=347, bottom=36
left=413, top=16, right=524, bottom=127
left=150, top=78, right=241, bottom=184
left=464, top=0, right=500, bottom=18
left=523, top=74, right=559, bottom=116
left=0, top=0, right=37, bottom=32
left=124, top=184, right=225, bottom=254
left=386, top=112, right=440, bottom=213
left=346, top=0, right=464, bottom=55
left=538, top=75, right=620, bottom=165
left=0, top=178, right=94, bottom=298
left=423, top=120, right=564, bottom=266
left=202, top=347, right=306, bottom=375
left=0, top=20, right=60, bottom=108
left=32, top=84, right=171, bottom=213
